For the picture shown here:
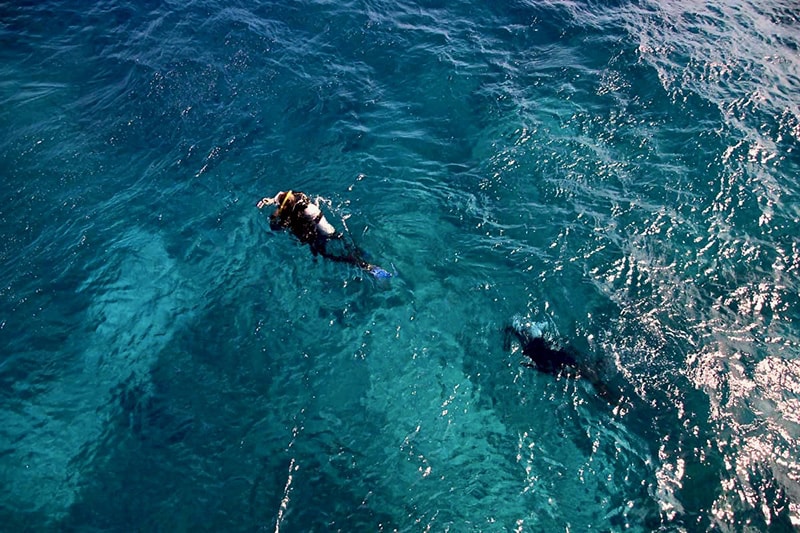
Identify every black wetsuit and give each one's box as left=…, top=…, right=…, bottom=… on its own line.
left=503, top=326, right=578, bottom=374
left=503, top=324, right=619, bottom=402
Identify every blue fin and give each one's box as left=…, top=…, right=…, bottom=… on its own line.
left=366, top=264, right=392, bottom=279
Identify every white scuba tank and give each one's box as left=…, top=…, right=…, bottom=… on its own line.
left=302, top=201, right=336, bottom=237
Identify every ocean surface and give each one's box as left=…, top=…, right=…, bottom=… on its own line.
left=1, top=0, right=799, bottom=530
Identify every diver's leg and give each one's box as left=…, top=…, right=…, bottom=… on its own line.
left=314, top=235, right=392, bottom=278
left=315, top=237, right=367, bottom=267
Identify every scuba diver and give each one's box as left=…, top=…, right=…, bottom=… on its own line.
left=257, top=190, right=392, bottom=279
left=503, top=320, right=620, bottom=403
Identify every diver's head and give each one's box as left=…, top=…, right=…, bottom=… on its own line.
left=274, top=190, right=296, bottom=217
left=279, top=190, right=295, bottom=208
left=257, top=190, right=295, bottom=211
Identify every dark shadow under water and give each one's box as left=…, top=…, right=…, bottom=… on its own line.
left=503, top=322, right=623, bottom=406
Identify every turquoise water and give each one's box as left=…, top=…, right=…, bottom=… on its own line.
left=2, top=0, right=799, bottom=530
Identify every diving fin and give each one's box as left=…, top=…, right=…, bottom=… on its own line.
left=365, top=263, right=392, bottom=279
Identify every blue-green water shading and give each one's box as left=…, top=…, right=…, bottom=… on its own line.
left=1, top=0, right=799, bottom=530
